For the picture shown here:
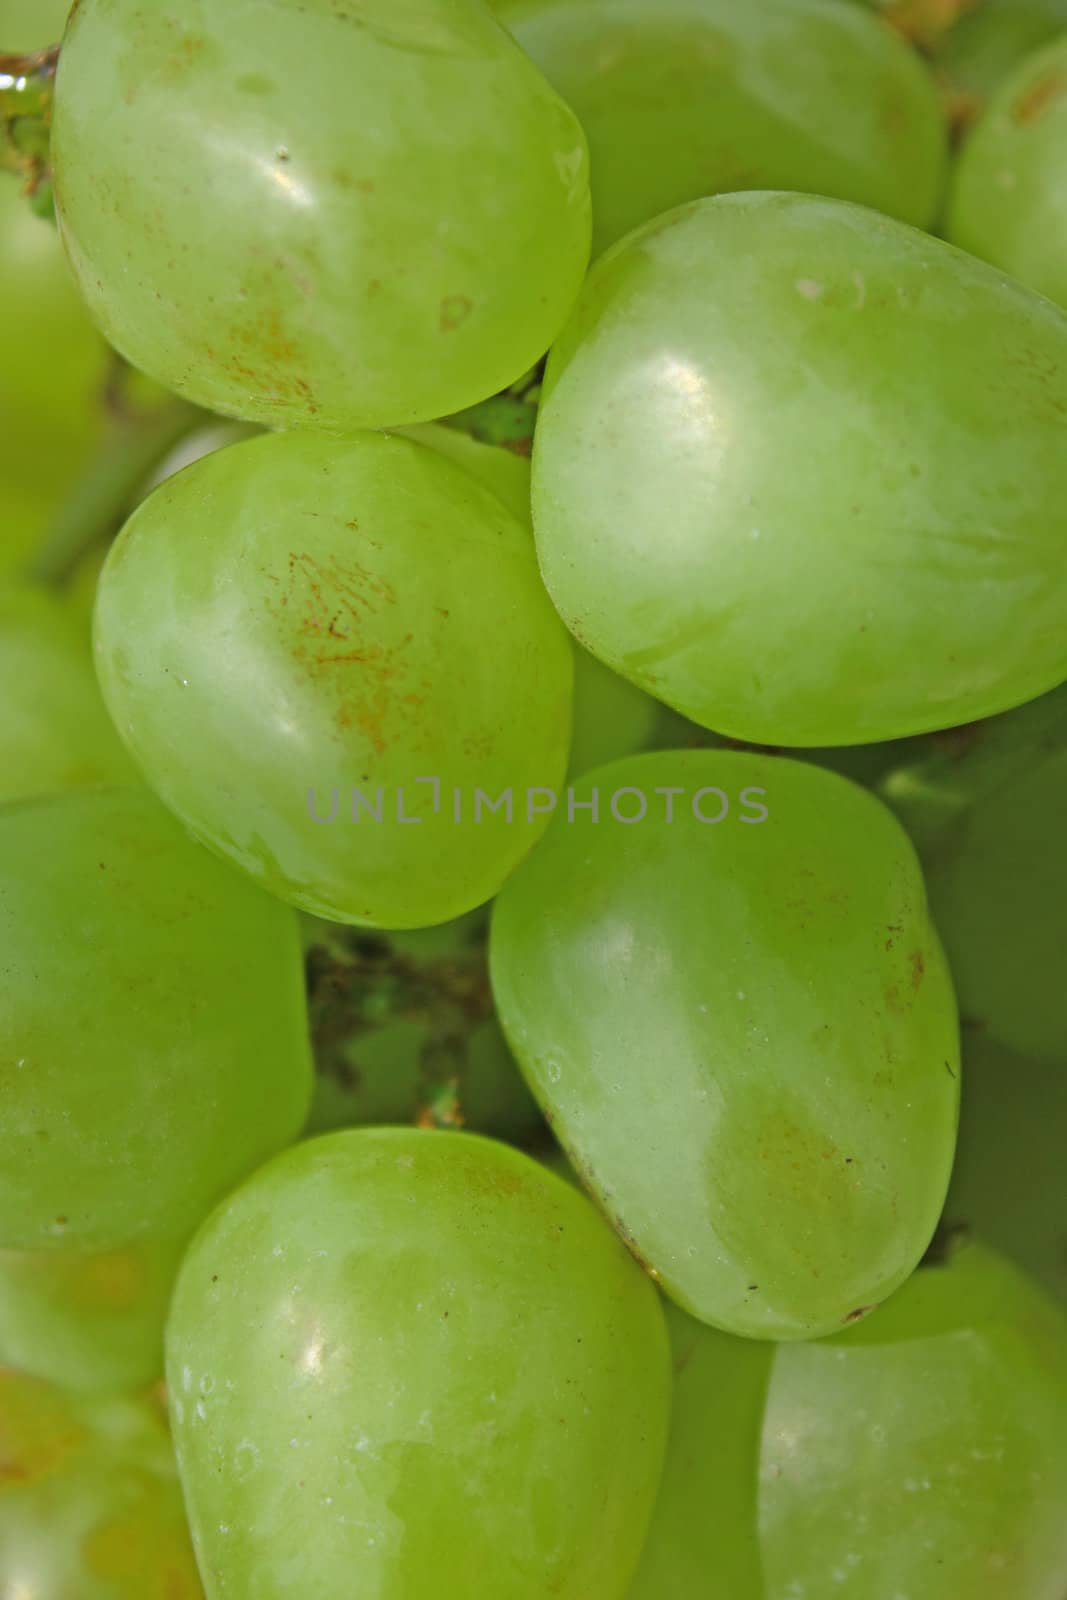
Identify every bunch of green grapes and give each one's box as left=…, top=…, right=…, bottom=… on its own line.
left=881, top=682, right=1067, bottom=1060
left=0, top=1367, right=203, bottom=1597
left=167, top=1129, right=671, bottom=1599
left=491, top=750, right=960, bottom=1340
left=533, top=191, right=1067, bottom=748
left=493, top=0, right=947, bottom=255
left=947, top=32, right=1067, bottom=308
left=1, top=0, right=1067, bottom=1595
left=630, top=1237, right=1067, bottom=1598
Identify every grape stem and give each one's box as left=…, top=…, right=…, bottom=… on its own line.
left=0, top=45, right=60, bottom=212
left=442, top=363, right=544, bottom=457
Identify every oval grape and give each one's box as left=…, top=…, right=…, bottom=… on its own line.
left=51, top=0, right=591, bottom=430
left=167, top=1127, right=671, bottom=1599
left=947, top=34, right=1067, bottom=310
left=532, top=190, right=1067, bottom=746
left=630, top=1240, right=1067, bottom=1599
left=491, top=749, right=960, bottom=1339
left=94, top=429, right=574, bottom=928
left=495, top=0, right=947, bottom=254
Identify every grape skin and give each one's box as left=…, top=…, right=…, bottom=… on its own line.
left=167, top=1128, right=671, bottom=1600
left=629, top=1241, right=1067, bottom=1599
left=533, top=190, right=1067, bottom=746
left=491, top=749, right=960, bottom=1341
left=93, top=429, right=575, bottom=929
left=947, top=34, right=1067, bottom=311
left=494, top=0, right=947, bottom=255
left=51, top=0, right=591, bottom=430
left=0, top=786, right=312, bottom=1252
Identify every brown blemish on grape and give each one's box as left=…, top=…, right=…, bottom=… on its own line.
left=1013, top=69, right=1067, bottom=126
left=440, top=295, right=473, bottom=332
left=843, top=1304, right=875, bottom=1324
left=910, top=950, right=925, bottom=991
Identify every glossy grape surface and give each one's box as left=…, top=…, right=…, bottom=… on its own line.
left=631, top=1240, right=1067, bottom=1599
left=0, top=1234, right=186, bottom=1392
left=52, top=0, right=591, bottom=431
left=945, top=1030, right=1067, bottom=1306
left=491, top=749, right=960, bottom=1340
left=0, top=585, right=136, bottom=803
left=533, top=191, right=1067, bottom=746
left=167, top=1128, right=671, bottom=1599
left=881, top=683, right=1067, bottom=1060
left=303, top=914, right=545, bottom=1143
left=0, top=786, right=312, bottom=1251
left=495, top=0, right=947, bottom=254
left=94, top=429, right=574, bottom=929
left=947, top=35, right=1067, bottom=311
left=0, top=1368, right=203, bottom=1598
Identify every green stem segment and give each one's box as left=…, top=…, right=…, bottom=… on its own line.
left=1, top=45, right=60, bottom=210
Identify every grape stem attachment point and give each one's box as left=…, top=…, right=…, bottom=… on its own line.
left=0, top=44, right=60, bottom=212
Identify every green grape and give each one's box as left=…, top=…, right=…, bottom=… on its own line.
left=630, top=1239, right=1067, bottom=1599
left=167, top=1127, right=671, bottom=1599
left=303, top=913, right=545, bottom=1144
left=0, top=1368, right=203, bottom=1598
left=936, top=0, right=1067, bottom=126
left=944, top=1030, right=1067, bottom=1305
left=0, top=584, right=137, bottom=804
left=51, top=0, right=591, bottom=432
left=0, top=1234, right=187, bottom=1392
left=0, top=786, right=311, bottom=1252
left=881, top=683, right=1067, bottom=1060
left=946, top=35, right=1067, bottom=311
left=628, top=1306, right=770, bottom=1598
left=490, top=749, right=960, bottom=1340
left=494, top=0, right=946, bottom=256
left=533, top=191, right=1067, bottom=747
left=93, top=430, right=574, bottom=929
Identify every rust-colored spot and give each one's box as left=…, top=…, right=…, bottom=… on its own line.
left=1013, top=69, right=1067, bottom=125
left=440, top=294, right=473, bottom=332
left=844, top=1304, right=876, bottom=1324
left=910, top=950, right=925, bottom=991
